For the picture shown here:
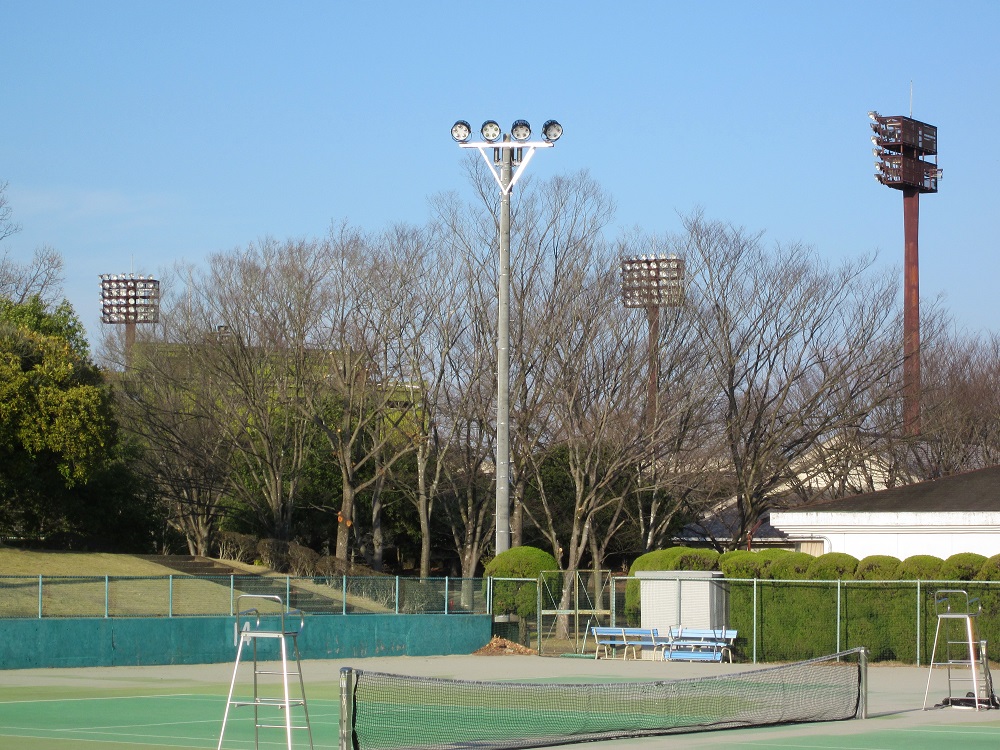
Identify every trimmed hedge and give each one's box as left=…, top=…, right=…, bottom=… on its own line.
left=625, top=547, right=1000, bottom=664
left=767, top=552, right=814, bottom=580
left=483, top=546, right=558, bottom=621
left=897, top=555, right=944, bottom=580
left=940, top=553, right=987, bottom=582
left=806, top=552, right=859, bottom=581
left=855, top=555, right=900, bottom=581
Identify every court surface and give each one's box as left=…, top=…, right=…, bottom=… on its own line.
left=1, top=655, right=998, bottom=749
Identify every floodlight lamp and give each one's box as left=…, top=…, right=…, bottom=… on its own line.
left=481, top=120, right=501, bottom=142
left=541, top=120, right=563, bottom=142
left=451, top=120, right=472, bottom=142
left=870, top=135, right=880, bottom=147
left=868, top=111, right=879, bottom=121
left=510, top=120, right=531, bottom=141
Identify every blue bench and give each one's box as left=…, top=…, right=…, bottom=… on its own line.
left=663, top=627, right=737, bottom=662
left=590, top=627, right=669, bottom=660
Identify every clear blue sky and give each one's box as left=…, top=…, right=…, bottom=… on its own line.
left=3, top=1, right=998, bottom=346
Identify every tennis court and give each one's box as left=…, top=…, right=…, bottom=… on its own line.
left=1, top=655, right=998, bottom=750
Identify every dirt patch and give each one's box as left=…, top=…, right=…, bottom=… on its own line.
left=473, top=636, right=538, bottom=656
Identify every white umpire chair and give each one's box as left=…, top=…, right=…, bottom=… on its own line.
left=218, top=594, right=314, bottom=750
left=922, top=589, right=997, bottom=710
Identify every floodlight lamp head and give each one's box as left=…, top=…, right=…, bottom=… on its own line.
left=451, top=120, right=472, bottom=142
left=480, top=120, right=502, bottom=142
left=541, top=120, right=563, bottom=142
left=868, top=111, right=879, bottom=122
left=510, top=120, right=531, bottom=141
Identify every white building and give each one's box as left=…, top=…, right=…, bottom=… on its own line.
left=771, top=466, right=1000, bottom=558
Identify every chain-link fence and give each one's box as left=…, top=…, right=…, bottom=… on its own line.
left=0, top=575, right=489, bottom=618
left=5, top=571, right=997, bottom=666
left=498, top=572, right=1000, bottom=665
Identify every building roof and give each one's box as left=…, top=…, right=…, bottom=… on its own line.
left=779, top=465, right=1000, bottom=515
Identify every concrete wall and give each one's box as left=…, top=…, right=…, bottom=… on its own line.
left=0, top=614, right=493, bottom=670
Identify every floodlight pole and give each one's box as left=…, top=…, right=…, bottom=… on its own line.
left=456, top=130, right=557, bottom=556
left=100, top=273, right=161, bottom=368
left=869, top=111, right=939, bottom=437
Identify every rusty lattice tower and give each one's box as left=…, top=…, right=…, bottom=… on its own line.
left=870, top=111, right=940, bottom=436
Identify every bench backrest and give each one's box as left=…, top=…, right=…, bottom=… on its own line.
left=669, top=627, right=736, bottom=641
left=591, top=627, right=660, bottom=640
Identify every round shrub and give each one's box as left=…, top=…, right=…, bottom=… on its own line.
left=719, top=550, right=766, bottom=579
left=940, top=553, right=987, bottom=581
left=768, top=552, right=814, bottom=580
left=483, top=546, right=558, bottom=620
left=672, top=548, right=720, bottom=571
left=806, top=552, right=859, bottom=581
left=896, top=555, right=943, bottom=580
left=855, top=555, right=901, bottom=581
left=974, top=553, right=1000, bottom=581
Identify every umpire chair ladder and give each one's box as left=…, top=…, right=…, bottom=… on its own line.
left=922, top=589, right=997, bottom=710
left=218, top=594, right=314, bottom=749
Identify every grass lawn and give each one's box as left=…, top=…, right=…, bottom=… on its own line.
left=0, top=548, right=182, bottom=576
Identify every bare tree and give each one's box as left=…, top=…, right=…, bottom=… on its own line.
left=679, top=213, right=903, bottom=549
left=913, top=328, right=1000, bottom=477
left=308, top=224, right=421, bottom=562
left=110, top=268, right=234, bottom=555
left=186, top=238, right=329, bottom=540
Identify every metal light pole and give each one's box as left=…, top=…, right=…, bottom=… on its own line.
left=451, top=118, right=562, bottom=555
left=100, top=273, right=160, bottom=367
left=870, top=111, right=940, bottom=436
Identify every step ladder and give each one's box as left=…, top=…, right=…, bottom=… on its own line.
left=218, top=595, right=314, bottom=749
left=922, top=589, right=997, bottom=710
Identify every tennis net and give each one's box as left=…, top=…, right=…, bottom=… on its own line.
left=339, top=646, right=868, bottom=750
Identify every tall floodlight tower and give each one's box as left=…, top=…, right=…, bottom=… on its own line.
left=620, top=254, right=685, bottom=431
left=100, top=273, right=160, bottom=365
left=870, top=112, right=940, bottom=436
left=451, top=118, right=562, bottom=555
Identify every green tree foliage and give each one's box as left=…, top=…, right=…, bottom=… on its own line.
left=0, top=296, right=156, bottom=548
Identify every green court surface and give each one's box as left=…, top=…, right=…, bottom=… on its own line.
left=0, top=657, right=998, bottom=750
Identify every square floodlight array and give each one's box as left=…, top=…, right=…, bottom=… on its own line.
left=100, top=273, right=160, bottom=324
left=621, top=255, right=685, bottom=308
left=451, top=119, right=563, bottom=144
left=869, top=111, right=940, bottom=193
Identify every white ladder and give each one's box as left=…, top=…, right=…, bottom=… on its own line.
left=922, top=589, right=997, bottom=710
left=218, top=595, right=314, bottom=749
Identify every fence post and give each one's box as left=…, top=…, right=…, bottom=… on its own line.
left=611, top=577, right=617, bottom=626
left=445, top=577, right=450, bottom=615
left=169, top=575, right=174, bottom=618
left=916, top=579, right=921, bottom=666
left=836, top=579, right=842, bottom=652
left=536, top=575, right=542, bottom=654
left=752, top=578, right=758, bottom=664
left=286, top=576, right=290, bottom=609
left=342, top=574, right=347, bottom=615
left=230, top=575, right=234, bottom=616
left=105, top=575, right=109, bottom=618
left=38, top=575, right=42, bottom=619
left=395, top=577, right=400, bottom=615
